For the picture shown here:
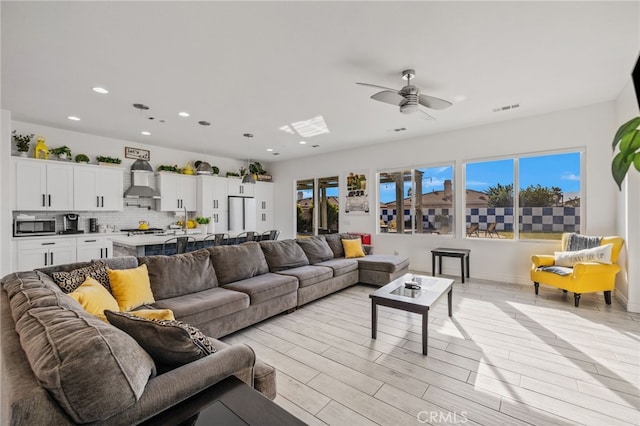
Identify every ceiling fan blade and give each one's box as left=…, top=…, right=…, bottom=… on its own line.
left=356, top=82, right=398, bottom=92
left=371, top=90, right=406, bottom=106
left=418, top=94, right=453, bottom=110
left=418, top=108, right=436, bottom=120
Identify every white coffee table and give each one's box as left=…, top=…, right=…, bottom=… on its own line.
left=370, top=273, right=454, bottom=355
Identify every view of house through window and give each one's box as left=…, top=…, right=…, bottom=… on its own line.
left=296, top=176, right=339, bottom=237
left=296, top=179, right=315, bottom=237
left=379, top=165, right=454, bottom=235
left=465, top=152, right=581, bottom=240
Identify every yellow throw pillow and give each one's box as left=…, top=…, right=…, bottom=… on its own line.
left=128, top=309, right=175, bottom=321
left=342, top=238, right=365, bottom=258
left=69, top=276, right=119, bottom=322
left=108, top=264, right=155, bottom=312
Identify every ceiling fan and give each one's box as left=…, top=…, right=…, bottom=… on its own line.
left=356, top=69, right=452, bottom=119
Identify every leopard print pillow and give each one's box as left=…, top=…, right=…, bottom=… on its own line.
left=51, top=262, right=110, bottom=293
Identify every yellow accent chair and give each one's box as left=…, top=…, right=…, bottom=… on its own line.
left=530, top=234, right=624, bottom=307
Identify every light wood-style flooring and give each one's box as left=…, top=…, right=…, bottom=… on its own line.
left=222, top=276, right=640, bottom=426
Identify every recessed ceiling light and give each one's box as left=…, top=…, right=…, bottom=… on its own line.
left=141, top=131, right=151, bottom=136
left=299, top=141, right=307, bottom=145
left=92, top=87, right=109, bottom=94
left=67, top=116, right=81, bottom=121
left=178, top=112, right=190, bottom=117
left=266, top=148, right=274, bottom=152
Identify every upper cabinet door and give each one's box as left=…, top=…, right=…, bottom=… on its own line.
left=14, top=159, right=48, bottom=210
left=98, top=167, right=124, bottom=211
left=197, top=176, right=229, bottom=218
left=254, top=182, right=274, bottom=211
left=157, top=173, right=197, bottom=211
left=73, top=165, right=123, bottom=211
left=14, top=159, right=73, bottom=211
left=227, top=178, right=255, bottom=197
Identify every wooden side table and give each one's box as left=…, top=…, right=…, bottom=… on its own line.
left=431, top=248, right=470, bottom=283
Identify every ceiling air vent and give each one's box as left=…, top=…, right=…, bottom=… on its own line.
left=493, top=104, right=520, bottom=113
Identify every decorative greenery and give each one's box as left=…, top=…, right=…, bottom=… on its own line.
left=226, top=171, right=240, bottom=177
left=195, top=216, right=211, bottom=225
left=249, top=161, right=267, bottom=175
left=50, top=145, right=72, bottom=158
left=12, top=130, right=34, bottom=152
left=239, top=166, right=248, bottom=176
left=96, top=155, right=122, bottom=164
left=212, top=165, right=220, bottom=175
left=75, top=153, right=90, bottom=163
left=612, top=116, right=640, bottom=190
left=158, top=164, right=180, bottom=172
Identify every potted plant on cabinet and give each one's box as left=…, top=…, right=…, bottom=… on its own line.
left=50, top=145, right=72, bottom=160
left=96, top=155, right=122, bottom=166
left=12, top=131, right=34, bottom=157
left=75, top=153, right=90, bottom=164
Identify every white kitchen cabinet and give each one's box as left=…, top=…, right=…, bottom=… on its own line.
left=73, top=165, right=124, bottom=211
left=254, top=182, right=274, bottom=232
left=197, top=176, right=229, bottom=217
left=210, top=211, right=229, bottom=233
left=227, top=178, right=254, bottom=197
left=76, top=236, right=113, bottom=262
left=157, top=173, right=197, bottom=211
left=16, top=238, right=76, bottom=270
left=13, top=158, right=74, bottom=211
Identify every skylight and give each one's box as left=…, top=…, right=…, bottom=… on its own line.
left=279, top=115, right=330, bottom=138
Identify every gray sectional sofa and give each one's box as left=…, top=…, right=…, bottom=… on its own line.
left=1, top=233, right=408, bottom=425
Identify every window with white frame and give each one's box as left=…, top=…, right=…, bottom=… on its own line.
left=464, top=151, right=581, bottom=240
left=378, top=165, right=454, bottom=235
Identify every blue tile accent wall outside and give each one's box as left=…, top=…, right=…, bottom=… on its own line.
left=380, top=207, right=579, bottom=233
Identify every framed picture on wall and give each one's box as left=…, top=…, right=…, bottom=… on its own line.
left=345, top=169, right=369, bottom=215
left=125, top=147, right=150, bottom=161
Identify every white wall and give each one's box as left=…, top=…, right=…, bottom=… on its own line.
left=272, top=102, right=619, bottom=286
left=614, top=79, right=640, bottom=313
left=1, top=111, right=11, bottom=276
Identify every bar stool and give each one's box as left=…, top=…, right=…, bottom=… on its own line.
left=162, top=236, right=196, bottom=255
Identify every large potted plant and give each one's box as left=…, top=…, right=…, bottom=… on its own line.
left=612, top=116, right=640, bottom=190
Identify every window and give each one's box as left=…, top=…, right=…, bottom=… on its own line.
left=519, top=152, right=581, bottom=240
left=464, top=151, right=581, bottom=240
left=465, top=159, right=514, bottom=239
left=296, top=178, right=315, bottom=237
left=296, top=176, right=340, bottom=237
left=378, top=165, right=454, bottom=235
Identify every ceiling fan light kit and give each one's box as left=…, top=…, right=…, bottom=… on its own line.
left=357, top=69, right=453, bottom=118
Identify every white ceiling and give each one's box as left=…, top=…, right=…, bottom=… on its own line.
left=2, top=1, right=638, bottom=163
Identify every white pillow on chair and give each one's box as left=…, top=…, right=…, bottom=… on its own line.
left=554, top=244, right=613, bottom=267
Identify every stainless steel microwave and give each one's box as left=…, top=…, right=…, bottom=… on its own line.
left=14, top=217, right=57, bottom=236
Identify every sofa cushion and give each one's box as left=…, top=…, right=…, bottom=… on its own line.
left=324, top=233, right=360, bottom=258
left=342, top=238, right=366, bottom=258
left=153, top=287, right=250, bottom=324
left=129, top=308, right=176, bottom=320
left=260, top=239, right=309, bottom=272
left=108, top=264, right=156, bottom=311
left=138, top=249, right=217, bottom=299
left=223, top=273, right=298, bottom=304
left=105, top=310, right=216, bottom=367
left=357, top=255, right=410, bottom=273
left=276, top=265, right=334, bottom=288
left=68, top=276, right=120, bottom=322
left=315, top=258, right=359, bottom=277
left=3, top=272, right=155, bottom=424
left=297, top=236, right=334, bottom=264
left=50, top=261, right=111, bottom=293
left=98, top=255, right=139, bottom=270
left=208, top=242, right=269, bottom=285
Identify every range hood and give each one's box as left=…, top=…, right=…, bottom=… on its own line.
left=124, top=160, right=162, bottom=199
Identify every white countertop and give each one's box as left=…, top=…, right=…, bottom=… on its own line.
left=108, top=230, right=206, bottom=248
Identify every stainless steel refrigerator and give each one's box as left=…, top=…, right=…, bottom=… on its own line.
left=228, top=196, right=257, bottom=234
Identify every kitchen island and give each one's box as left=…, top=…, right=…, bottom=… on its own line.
left=108, top=231, right=208, bottom=256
